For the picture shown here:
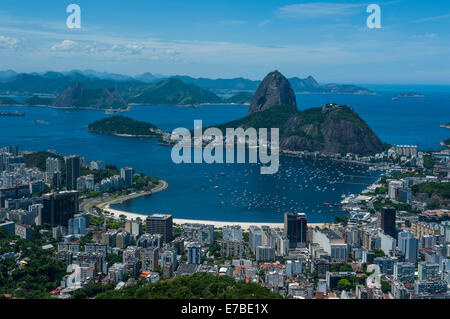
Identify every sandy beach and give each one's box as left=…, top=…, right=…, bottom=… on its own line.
left=95, top=178, right=328, bottom=230
left=101, top=205, right=327, bottom=231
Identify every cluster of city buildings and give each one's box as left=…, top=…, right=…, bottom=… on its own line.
left=1, top=142, right=450, bottom=299
left=0, top=146, right=138, bottom=239
left=47, top=155, right=134, bottom=192
left=5, top=200, right=444, bottom=300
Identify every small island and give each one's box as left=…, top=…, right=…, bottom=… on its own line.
left=393, top=92, right=424, bottom=99
left=88, top=115, right=164, bottom=137
left=440, top=122, right=450, bottom=129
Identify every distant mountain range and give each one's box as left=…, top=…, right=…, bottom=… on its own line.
left=167, top=75, right=373, bottom=95
left=0, top=77, right=253, bottom=108
left=0, top=69, right=376, bottom=108
left=0, top=96, right=20, bottom=105
left=128, top=78, right=223, bottom=106
left=0, top=69, right=374, bottom=95
left=0, top=70, right=18, bottom=80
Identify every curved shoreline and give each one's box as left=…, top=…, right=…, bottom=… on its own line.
left=102, top=205, right=327, bottom=231
left=96, top=179, right=168, bottom=211
left=99, top=179, right=327, bottom=231
left=88, top=129, right=161, bottom=138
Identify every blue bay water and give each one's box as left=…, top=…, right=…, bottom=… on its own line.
left=1, top=87, right=449, bottom=223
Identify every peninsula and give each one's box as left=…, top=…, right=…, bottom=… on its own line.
left=212, top=71, right=385, bottom=156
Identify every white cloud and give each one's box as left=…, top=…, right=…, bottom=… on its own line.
left=219, top=20, right=246, bottom=26
left=0, top=35, right=20, bottom=49
left=51, top=40, right=109, bottom=54
left=277, top=2, right=362, bottom=19
left=412, top=33, right=438, bottom=39
left=111, top=43, right=144, bottom=55
left=258, top=20, right=271, bottom=27
left=49, top=38, right=182, bottom=61
left=51, top=40, right=79, bottom=52
left=414, top=13, right=450, bottom=23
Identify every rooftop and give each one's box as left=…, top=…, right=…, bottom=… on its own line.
left=175, top=263, right=200, bottom=276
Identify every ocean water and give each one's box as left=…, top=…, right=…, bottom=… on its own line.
left=1, top=87, right=449, bottom=223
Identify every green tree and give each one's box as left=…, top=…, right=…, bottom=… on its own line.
left=381, top=281, right=391, bottom=293
left=95, top=273, right=280, bottom=299
left=337, top=278, right=351, bottom=291
left=373, top=249, right=386, bottom=258
left=106, top=253, right=122, bottom=265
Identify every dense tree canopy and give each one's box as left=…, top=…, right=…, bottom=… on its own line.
left=96, top=273, right=281, bottom=299
left=0, top=231, right=67, bottom=299
left=337, top=279, right=351, bottom=291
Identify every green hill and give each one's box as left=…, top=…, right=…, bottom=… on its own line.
left=213, top=104, right=297, bottom=132
left=0, top=97, right=19, bottom=105
left=24, top=150, right=122, bottom=186
left=22, top=96, right=54, bottom=106
left=211, top=103, right=384, bottom=155
left=88, top=115, right=161, bottom=137
left=129, top=78, right=222, bottom=105
left=412, top=182, right=450, bottom=209
left=52, top=83, right=128, bottom=109
left=24, top=151, right=63, bottom=171
left=223, top=92, right=253, bottom=104
left=210, top=71, right=384, bottom=156
left=412, top=182, right=450, bottom=199
left=95, top=272, right=281, bottom=299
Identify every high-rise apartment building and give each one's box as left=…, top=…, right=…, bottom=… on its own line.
left=65, top=155, right=80, bottom=190
left=284, top=212, right=307, bottom=249
left=42, top=191, right=78, bottom=228
left=381, top=207, right=396, bottom=238
left=145, top=214, right=173, bottom=243
left=120, top=167, right=133, bottom=188
left=187, top=242, right=202, bottom=264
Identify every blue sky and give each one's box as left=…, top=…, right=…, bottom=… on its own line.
left=0, top=0, right=449, bottom=84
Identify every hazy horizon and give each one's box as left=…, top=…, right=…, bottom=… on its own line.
left=0, top=0, right=449, bottom=84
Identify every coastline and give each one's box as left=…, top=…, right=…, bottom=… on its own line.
left=96, top=179, right=328, bottom=230
left=95, top=179, right=168, bottom=212
left=88, top=129, right=161, bottom=138
left=128, top=102, right=250, bottom=108
left=48, top=105, right=130, bottom=112
left=102, top=205, right=327, bottom=231
left=95, top=157, right=384, bottom=229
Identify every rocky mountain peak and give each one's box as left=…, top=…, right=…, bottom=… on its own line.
left=248, top=70, right=297, bottom=115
